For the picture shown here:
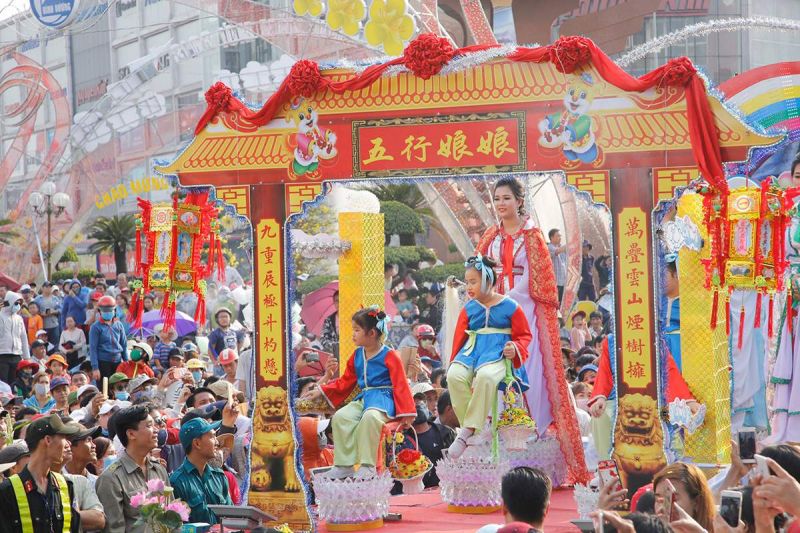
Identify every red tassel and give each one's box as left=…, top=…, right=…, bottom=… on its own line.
left=710, top=291, right=719, bottom=329
left=768, top=294, right=774, bottom=339
left=127, top=289, right=139, bottom=323
left=726, top=298, right=731, bottom=337
left=754, top=292, right=762, bottom=328
left=160, top=293, right=176, bottom=333
left=135, top=227, right=142, bottom=276
left=133, top=295, right=144, bottom=330
left=737, top=305, right=745, bottom=350
left=194, top=294, right=206, bottom=326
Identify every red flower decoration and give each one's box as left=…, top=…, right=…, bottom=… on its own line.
left=661, top=57, right=696, bottom=87
left=204, top=82, right=233, bottom=112
left=403, top=33, right=455, bottom=80
left=287, top=59, right=324, bottom=98
left=397, top=448, right=422, bottom=464
left=548, top=36, right=593, bottom=74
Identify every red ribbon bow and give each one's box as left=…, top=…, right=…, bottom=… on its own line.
left=548, top=36, right=593, bottom=74
left=403, top=33, right=456, bottom=80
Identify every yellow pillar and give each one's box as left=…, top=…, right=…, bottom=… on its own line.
left=338, top=212, right=385, bottom=369
left=677, top=192, right=731, bottom=465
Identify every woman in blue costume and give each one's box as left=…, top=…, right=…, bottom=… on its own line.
left=446, top=255, right=532, bottom=459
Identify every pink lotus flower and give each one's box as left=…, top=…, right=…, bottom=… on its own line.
left=130, top=492, right=146, bottom=508
left=166, top=501, right=190, bottom=522
left=146, top=479, right=165, bottom=493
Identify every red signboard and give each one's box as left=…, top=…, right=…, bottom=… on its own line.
left=353, top=113, right=526, bottom=177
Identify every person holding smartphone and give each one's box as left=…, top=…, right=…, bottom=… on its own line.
left=34, top=281, right=61, bottom=347
left=652, top=463, right=715, bottom=531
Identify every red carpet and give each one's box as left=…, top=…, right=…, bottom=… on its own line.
left=319, top=487, right=579, bottom=532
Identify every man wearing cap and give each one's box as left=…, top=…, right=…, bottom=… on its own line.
left=29, top=339, right=48, bottom=367
left=50, top=377, right=72, bottom=415
left=88, top=295, right=127, bottom=381
left=186, top=357, right=206, bottom=386
left=96, top=405, right=169, bottom=533
left=170, top=417, right=231, bottom=524
left=63, top=423, right=102, bottom=484
left=53, top=421, right=105, bottom=532
left=35, top=282, right=61, bottom=347
left=411, top=382, right=439, bottom=420
left=116, top=341, right=155, bottom=379
left=167, top=347, right=184, bottom=369
left=0, top=414, right=82, bottom=532
left=0, top=291, right=30, bottom=385
left=36, top=329, right=56, bottom=356
left=218, top=348, right=238, bottom=386
left=0, top=441, right=30, bottom=479
left=108, top=373, right=130, bottom=401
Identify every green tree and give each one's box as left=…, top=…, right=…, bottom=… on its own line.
left=87, top=214, right=136, bottom=275
left=0, top=218, right=18, bottom=245
left=380, top=201, right=424, bottom=245
left=368, top=183, right=441, bottom=237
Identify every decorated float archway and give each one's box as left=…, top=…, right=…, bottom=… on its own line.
left=157, top=35, right=780, bottom=529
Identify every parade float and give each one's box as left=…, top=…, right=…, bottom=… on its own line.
left=153, top=28, right=797, bottom=529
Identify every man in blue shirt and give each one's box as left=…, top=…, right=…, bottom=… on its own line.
left=170, top=418, right=232, bottom=524
left=89, top=296, right=127, bottom=380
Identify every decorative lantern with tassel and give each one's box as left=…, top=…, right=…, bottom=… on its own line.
left=134, top=190, right=225, bottom=332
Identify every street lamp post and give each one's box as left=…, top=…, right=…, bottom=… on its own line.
left=29, top=181, right=70, bottom=280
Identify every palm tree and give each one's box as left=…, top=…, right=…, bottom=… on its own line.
left=87, top=214, right=136, bottom=275
left=0, top=218, right=18, bottom=244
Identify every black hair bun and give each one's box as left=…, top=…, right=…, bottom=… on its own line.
left=481, top=256, right=498, bottom=269
left=376, top=311, right=387, bottom=320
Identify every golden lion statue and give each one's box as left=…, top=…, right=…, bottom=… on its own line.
left=251, top=386, right=301, bottom=492
left=612, top=393, right=666, bottom=488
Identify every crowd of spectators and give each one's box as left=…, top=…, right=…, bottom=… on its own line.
left=0, top=273, right=254, bottom=531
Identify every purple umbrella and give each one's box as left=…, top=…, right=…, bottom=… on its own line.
left=139, top=310, right=197, bottom=337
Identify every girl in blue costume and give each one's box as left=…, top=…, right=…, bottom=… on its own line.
left=302, top=307, right=416, bottom=479
left=446, top=255, right=532, bottom=458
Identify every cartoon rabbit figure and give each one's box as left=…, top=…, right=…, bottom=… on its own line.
left=538, top=71, right=599, bottom=166
left=287, top=100, right=337, bottom=177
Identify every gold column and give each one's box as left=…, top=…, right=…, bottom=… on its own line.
left=678, top=192, right=730, bottom=465
left=338, top=212, right=385, bottom=369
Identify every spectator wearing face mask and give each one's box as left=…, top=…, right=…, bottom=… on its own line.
left=89, top=296, right=128, bottom=381
left=108, top=373, right=131, bottom=402
left=0, top=291, right=30, bottom=384
left=186, top=358, right=207, bottom=387
left=416, top=324, right=440, bottom=369
left=116, top=341, right=155, bottom=379
left=403, top=403, right=454, bottom=488
left=128, top=375, right=159, bottom=404
left=11, top=360, right=39, bottom=399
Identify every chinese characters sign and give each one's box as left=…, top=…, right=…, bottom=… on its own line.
left=617, top=208, right=653, bottom=390
left=257, top=218, right=283, bottom=383
left=353, top=112, right=526, bottom=177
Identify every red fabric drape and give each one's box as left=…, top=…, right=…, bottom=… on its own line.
left=193, top=35, right=726, bottom=206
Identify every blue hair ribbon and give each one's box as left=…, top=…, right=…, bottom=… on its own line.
left=464, top=253, right=495, bottom=293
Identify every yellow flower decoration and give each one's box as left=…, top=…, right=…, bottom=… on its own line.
left=326, top=0, right=366, bottom=36
left=364, top=0, right=415, bottom=56
left=294, top=0, right=324, bottom=17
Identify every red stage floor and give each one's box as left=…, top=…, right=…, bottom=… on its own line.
left=320, top=487, right=579, bottom=532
